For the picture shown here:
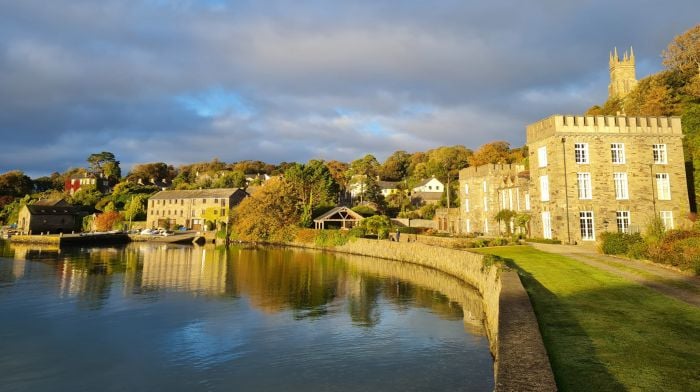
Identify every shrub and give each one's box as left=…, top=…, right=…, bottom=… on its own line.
left=294, top=228, right=317, bottom=244
left=490, top=238, right=509, bottom=246
left=626, top=241, right=648, bottom=259
left=397, top=227, right=420, bottom=235
left=648, top=230, right=700, bottom=272
left=599, top=232, right=645, bottom=255
left=351, top=205, right=377, bottom=217
left=472, top=239, right=488, bottom=248
left=314, top=230, right=353, bottom=247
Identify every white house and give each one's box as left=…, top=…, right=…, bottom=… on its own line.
left=411, top=177, right=445, bottom=205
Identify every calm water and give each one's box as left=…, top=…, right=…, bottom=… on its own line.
left=0, top=241, right=493, bottom=392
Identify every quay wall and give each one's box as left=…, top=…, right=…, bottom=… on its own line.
left=289, top=238, right=556, bottom=392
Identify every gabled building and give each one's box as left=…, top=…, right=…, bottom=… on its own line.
left=17, top=199, right=89, bottom=234
left=146, top=188, right=248, bottom=231
left=378, top=181, right=400, bottom=197
left=411, top=177, right=444, bottom=205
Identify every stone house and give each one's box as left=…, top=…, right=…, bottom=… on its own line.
left=459, top=164, right=531, bottom=236
left=527, top=115, right=689, bottom=243
left=17, top=199, right=88, bottom=234
left=146, top=188, right=248, bottom=231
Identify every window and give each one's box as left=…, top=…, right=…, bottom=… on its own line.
left=577, top=172, right=592, bottom=199
left=221, top=209, right=226, bottom=216
left=613, top=172, right=629, bottom=200
left=656, top=173, right=671, bottom=200
left=180, top=210, right=184, bottom=217
left=538, top=146, right=548, bottom=167
left=501, top=190, right=508, bottom=209
left=214, top=198, right=218, bottom=204
left=483, top=196, right=488, bottom=212
left=202, top=199, right=206, bottom=203
left=464, top=199, right=470, bottom=212
left=540, top=176, right=550, bottom=201
left=181, top=199, right=184, bottom=205
left=428, top=186, right=432, bottom=190
left=483, top=219, right=489, bottom=234
left=653, top=144, right=667, bottom=164
left=482, top=181, right=487, bottom=192
left=660, top=211, right=674, bottom=230
left=542, top=211, right=552, bottom=239
left=575, top=143, right=589, bottom=164
left=464, top=184, right=469, bottom=195
left=525, top=193, right=531, bottom=210
left=616, top=211, right=630, bottom=233
left=466, top=219, right=471, bottom=233
left=580, top=211, right=595, bottom=240
left=611, top=143, right=625, bottom=164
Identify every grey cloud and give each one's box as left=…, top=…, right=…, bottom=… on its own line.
left=0, top=0, right=699, bottom=176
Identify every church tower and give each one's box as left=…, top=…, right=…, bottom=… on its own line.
left=608, top=47, right=638, bottom=99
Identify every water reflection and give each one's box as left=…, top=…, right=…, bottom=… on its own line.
left=0, top=241, right=493, bottom=391
left=0, top=242, right=484, bottom=332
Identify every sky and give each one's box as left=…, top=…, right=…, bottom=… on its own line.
left=1, top=0, right=698, bottom=177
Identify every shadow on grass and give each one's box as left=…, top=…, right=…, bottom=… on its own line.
left=500, top=256, right=627, bottom=391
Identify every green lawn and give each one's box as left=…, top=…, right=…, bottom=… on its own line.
left=475, top=246, right=700, bottom=391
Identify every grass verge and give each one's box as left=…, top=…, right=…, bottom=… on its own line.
left=474, top=246, right=700, bottom=391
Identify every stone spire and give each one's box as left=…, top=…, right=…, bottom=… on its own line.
left=608, top=47, right=638, bottom=99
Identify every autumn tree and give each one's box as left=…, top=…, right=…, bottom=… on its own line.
left=94, top=211, right=123, bottom=231
left=468, top=141, right=513, bottom=167
left=347, top=154, right=380, bottom=203
left=123, top=195, right=147, bottom=226
left=232, top=177, right=300, bottom=242
left=663, top=24, right=700, bottom=76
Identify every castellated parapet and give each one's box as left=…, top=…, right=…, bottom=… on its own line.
left=527, top=115, right=683, bottom=144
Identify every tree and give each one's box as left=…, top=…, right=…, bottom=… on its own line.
left=515, top=213, right=531, bottom=237
left=0, top=171, right=33, bottom=197
left=87, top=151, right=121, bottom=181
left=468, top=141, right=512, bottom=167
left=94, top=211, right=123, bottom=231
left=232, top=177, right=301, bottom=242
left=285, top=160, right=339, bottom=227
left=357, top=215, right=393, bottom=239
left=494, top=209, right=517, bottom=235
left=212, top=170, right=246, bottom=188
left=123, top=195, right=147, bottom=226
left=623, top=73, right=677, bottom=116
left=380, top=150, right=411, bottom=181
left=662, top=24, right=700, bottom=76
left=128, top=162, right=177, bottom=183
left=69, top=185, right=103, bottom=207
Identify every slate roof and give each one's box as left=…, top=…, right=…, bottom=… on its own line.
left=149, top=188, right=245, bottom=200
left=378, top=181, right=399, bottom=189
left=26, top=205, right=83, bottom=216
left=32, top=199, right=70, bottom=207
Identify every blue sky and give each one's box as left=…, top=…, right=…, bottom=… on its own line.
left=0, top=0, right=698, bottom=177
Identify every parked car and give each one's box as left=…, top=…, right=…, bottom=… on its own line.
left=140, top=229, right=157, bottom=235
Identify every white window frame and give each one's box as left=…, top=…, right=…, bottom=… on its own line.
left=611, top=143, right=626, bottom=164
left=464, top=184, right=469, bottom=195
left=656, top=173, right=671, bottom=200
left=577, top=172, right=592, bottom=199
left=653, top=144, right=667, bottom=164
left=466, top=218, right=471, bottom=233
left=542, top=211, right=552, bottom=239
left=616, top=211, right=630, bottom=234
left=540, top=175, right=550, bottom=202
left=574, top=143, right=589, bottom=164
left=580, top=211, right=595, bottom=241
left=483, top=196, right=488, bottom=212
left=483, top=218, right=489, bottom=234
left=613, top=172, right=629, bottom=200
left=525, top=193, right=531, bottom=210
left=538, top=146, right=548, bottom=168
left=660, top=211, right=674, bottom=230
left=464, top=198, right=470, bottom=212
left=482, top=181, right=487, bottom=192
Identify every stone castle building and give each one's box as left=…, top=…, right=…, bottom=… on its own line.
left=527, top=115, right=689, bottom=243
left=458, top=164, right=531, bottom=236
left=146, top=188, right=247, bottom=231
left=609, top=47, right=638, bottom=99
